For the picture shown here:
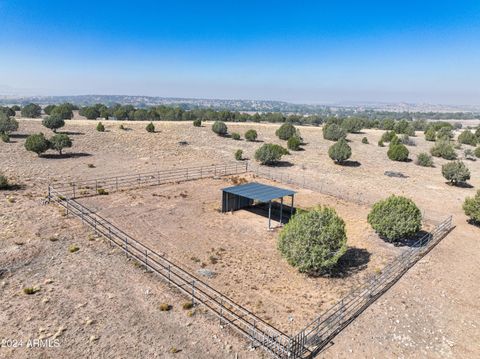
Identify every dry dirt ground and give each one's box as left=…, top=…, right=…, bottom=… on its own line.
left=1, top=118, right=480, bottom=358
left=78, top=175, right=408, bottom=334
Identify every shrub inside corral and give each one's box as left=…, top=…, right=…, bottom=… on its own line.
left=287, top=135, right=302, bottom=151
left=463, top=190, right=480, bottom=224
left=387, top=143, right=409, bottom=161
left=323, top=123, right=346, bottom=141
left=276, top=123, right=298, bottom=140
left=212, top=121, right=228, bottom=136
left=328, top=138, right=352, bottom=164
left=430, top=140, right=457, bottom=160
left=441, top=161, right=470, bottom=185
left=361, top=137, right=369, bottom=144
left=245, top=129, right=258, bottom=142
left=146, top=122, right=155, bottom=133
left=416, top=152, right=434, bottom=167
left=278, top=206, right=347, bottom=274
left=254, top=143, right=288, bottom=165
left=367, top=195, right=422, bottom=242
left=193, top=119, right=201, bottom=127
left=25, top=133, right=49, bottom=156
left=96, top=122, right=105, bottom=132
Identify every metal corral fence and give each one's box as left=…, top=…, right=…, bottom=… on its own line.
left=49, top=162, right=249, bottom=199
left=47, top=185, right=293, bottom=359
left=47, top=162, right=454, bottom=359
left=250, top=164, right=445, bottom=224
left=289, top=215, right=453, bottom=356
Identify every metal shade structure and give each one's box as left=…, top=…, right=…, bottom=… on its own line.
left=221, top=182, right=296, bottom=229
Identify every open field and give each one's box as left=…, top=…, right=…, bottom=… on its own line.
left=1, top=118, right=480, bottom=358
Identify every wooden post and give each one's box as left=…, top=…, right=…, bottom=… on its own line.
left=290, top=195, right=294, bottom=217
left=268, top=201, right=272, bottom=230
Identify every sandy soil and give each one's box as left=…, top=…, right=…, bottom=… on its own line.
left=1, top=118, right=479, bottom=358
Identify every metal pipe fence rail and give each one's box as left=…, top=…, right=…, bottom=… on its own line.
left=250, top=165, right=445, bottom=225
left=290, top=215, right=453, bottom=356
left=47, top=162, right=454, bottom=359
left=47, top=186, right=293, bottom=359
left=49, top=162, right=248, bottom=199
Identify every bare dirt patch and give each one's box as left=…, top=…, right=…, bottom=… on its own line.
left=78, top=175, right=411, bottom=333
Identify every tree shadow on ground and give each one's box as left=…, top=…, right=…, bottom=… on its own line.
left=10, top=133, right=29, bottom=139
left=325, top=247, right=371, bottom=278
left=41, top=152, right=92, bottom=159
left=0, top=183, right=26, bottom=191
left=339, top=160, right=361, bottom=167
left=268, top=161, right=294, bottom=168
left=59, top=131, right=84, bottom=136
left=446, top=182, right=474, bottom=189
left=382, top=230, right=431, bottom=248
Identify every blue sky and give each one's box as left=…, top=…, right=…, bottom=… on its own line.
left=1, top=0, right=480, bottom=104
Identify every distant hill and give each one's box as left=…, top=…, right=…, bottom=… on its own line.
left=0, top=94, right=479, bottom=114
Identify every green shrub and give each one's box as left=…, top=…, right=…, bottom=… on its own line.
left=416, top=153, right=434, bottom=167
left=389, top=134, right=400, bottom=145
left=0, top=173, right=8, bottom=189
left=49, top=134, right=72, bottom=155
left=361, top=137, right=369, bottom=144
left=278, top=206, right=347, bottom=273
left=367, top=195, right=422, bottom=242
left=68, top=244, right=80, bottom=253
left=0, top=132, right=9, bottom=143
left=231, top=132, right=241, bottom=140
left=464, top=148, right=475, bottom=160
left=254, top=143, right=288, bottom=165
left=42, top=114, right=65, bottom=133
left=245, top=129, right=258, bottom=142
left=212, top=121, right=228, bottom=136
left=436, top=127, right=453, bottom=141
left=430, top=140, right=457, bottom=160
left=193, top=119, right=201, bottom=127
left=341, top=117, right=363, bottom=133
left=25, top=133, right=49, bottom=156
left=146, top=122, right=155, bottom=133
left=323, top=123, right=346, bottom=141
left=159, top=303, right=172, bottom=311
left=21, top=103, right=42, bottom=118
left=441, top=161, right=470, bottom=185
left=287, top=135, right=302, bottom=151
left=387, top=144, right=409, bottom=161
left=381, top=130, right=396, bottom=143
left=51, top=103, right=74, bottom=119
left=0, top=112, right=19, bottom=134
left=97, top=188, right=109, bottom=195
left=463, top=190, right=480, bottom=224
left=81, top=106, right=100, bottom=120
left=328, top=138, right=352, bottom=164
left=475, top=146, right=480, bottom=158
left=96, top=122, right=105, bottom=132
left=458, top=130, right=477, bottom=146
left=234, top=149, right=243, bottom=161
left=425, top=127, right=436, bottom=141
left=276, top=123, right=298, bottom=140
left=378, top=139, right=385, bottom=147
left=23, top=287, right=40, bottom=295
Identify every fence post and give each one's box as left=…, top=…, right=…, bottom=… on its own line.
left=191, top=280, right=196, bottom=306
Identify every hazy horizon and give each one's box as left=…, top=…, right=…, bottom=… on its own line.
left=1, top=1, right=480, bottom=106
